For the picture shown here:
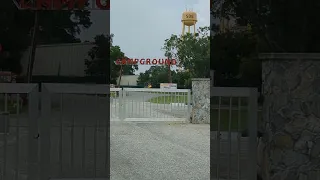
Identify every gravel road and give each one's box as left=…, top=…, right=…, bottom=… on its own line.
left=110, top=121, right=210, bottom=180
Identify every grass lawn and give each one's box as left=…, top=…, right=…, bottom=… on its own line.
left=211, top=108, right=262, bottom=131
left=147, top=95, right=189, bottom=104
left=110, top=92, right=117, bottom=97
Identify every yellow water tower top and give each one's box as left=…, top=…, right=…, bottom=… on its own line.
left=181, top=10, right=197, bottom=36
left=181, top=10, right=197, bottom=26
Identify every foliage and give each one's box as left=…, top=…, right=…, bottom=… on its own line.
left=85, top=34, right=138, bottom=84
left=0, top=2, right=91, bottom=74
left=137, top=66, right=170, bottom=87
left=211, top=0, right=320, bottom=88
left=162, top=27, right=210, bottom=78
left=213, top=0, right=320, bottom=52
left=137, top=66, right=191, bottom=88
left=211, top=30, right=258, bottom=79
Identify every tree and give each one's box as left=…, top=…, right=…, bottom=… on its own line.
left=162, top=27, right=210, bottom=79
left=0, top=2, right=91, bottom=76
left=85, top=34, right=138, bottom=84
left=211, top=30, right=260, bottom=87
left=137, top=66, right=170, bottom=87
left=137, top=66, right=191, bottom=88
left=213, top=0, right=320, bottom=52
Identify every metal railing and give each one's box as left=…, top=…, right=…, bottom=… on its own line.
left=1, top=83, right=111, bottom=179
left=110, top=88, right=122, bottom=121
left=211, top=87, right=258, bottom=180
left=120, top=88, right=191, bottom=122
left=0, top=83, right=193, bottom=179
left=0, top=83, right=39, bottom=180
left=41, top=83, right=110, bottom=179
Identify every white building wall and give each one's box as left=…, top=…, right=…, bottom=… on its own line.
left=20, top=42, right=94, bottom=77
left=117, top=75, right=139, bottom=86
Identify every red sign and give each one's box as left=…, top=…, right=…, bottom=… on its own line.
left=115, top=58, right=177, bottom=65
left=19, top=0, right=110, bottom=10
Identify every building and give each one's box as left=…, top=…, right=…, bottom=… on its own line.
left=117, top=75, right=139, bottom=86
left=20, top=42, right=94, bottom=77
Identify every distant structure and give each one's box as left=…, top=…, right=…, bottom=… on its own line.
left=117, top=75, right=139, bottom=86
left=181, top=9, right=197, bottom=36
left=20, top=42, right=94, bottom=77
left=178, top=9, right=198, bottom=72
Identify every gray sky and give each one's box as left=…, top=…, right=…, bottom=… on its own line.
left=80, top=0, right=210, bottom=75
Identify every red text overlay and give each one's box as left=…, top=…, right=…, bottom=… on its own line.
left=115, top=58, right=177, bottom=65
left=18, top=0, right=110, bottom=10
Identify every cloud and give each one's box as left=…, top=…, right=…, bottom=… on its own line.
left=192, top=0, right=210, bottom=27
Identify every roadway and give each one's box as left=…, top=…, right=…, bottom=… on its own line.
left=110, top=121, right=210, bottom=180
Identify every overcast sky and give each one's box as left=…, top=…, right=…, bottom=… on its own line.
left=80, top=0, right=210, bottom=75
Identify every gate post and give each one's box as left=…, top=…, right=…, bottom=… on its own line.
left=259, top=53, right=320, bottom=180
left=27, top=85, right=40, bottom=180
left=191, top=78, right=210, bottom=123
left=122, top=89, right=126, bottom=120
left=118, top=89, right=124, bottom=120
left=40, top=84, right=52, bottom=180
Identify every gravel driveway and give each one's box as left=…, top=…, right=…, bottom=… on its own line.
left=110, top=121, right=210, bottom=180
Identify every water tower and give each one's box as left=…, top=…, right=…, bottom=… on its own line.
left=181, top=10, right=197, bottom=35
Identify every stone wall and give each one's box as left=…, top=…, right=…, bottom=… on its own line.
left=259, top=53, right=320, bottom=180
left=191, top=78, right=210, bottom=124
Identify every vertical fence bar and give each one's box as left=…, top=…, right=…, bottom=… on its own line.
left=216, top=96, right=221, bottom=180
left=248, top=88, right=258, bottom=180
left=15, top=94, right=20, bottom=180
left=59, top=94, right=63, bottom=177
left=40, top=84, right=52, bottom=180
left=106, top=90, right=110, bottom=177
left=28, top=86, right=39, bottom=180
left=81, top=126, right=86, bottom=177
left=2, top=93, right=8, bottom=179
left=237, top=98, right=242, bottom=180
left=70, top=97, right=76, bottom=174
left=93, top=94, right=98, bottom=178
left=122, top=89, right=126, bottom=120
left=228, top=97, right=232, bottom=180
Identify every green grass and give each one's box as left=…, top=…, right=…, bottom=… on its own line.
left=147, top=95, right=189, bottom=104
left=110, top=92, right=117, bottom=97
left=0, top=102, right=28, bottom=114
left=211, top=108, right=262, bottom=131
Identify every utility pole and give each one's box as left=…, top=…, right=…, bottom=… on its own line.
left=118, top=64, right=123, bottom=87
left=26, top=10, right=39, bottom=83
left=167, top=57, right=172, bottom=83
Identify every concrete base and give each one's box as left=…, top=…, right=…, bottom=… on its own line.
left=51, top=179, right=107, bottom=180
left=111, top=118, right=187, bottom=124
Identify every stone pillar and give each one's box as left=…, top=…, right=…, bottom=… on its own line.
left=191, top=78, right=210, bottom=124
left=259, top=53, right=320, bottom=180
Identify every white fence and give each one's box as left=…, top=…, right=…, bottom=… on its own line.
left=211, top=87, right=258, bottom=180
left=0, top=83, right=110, bottom=179
left=111, top=88, right=192, bottom=122
left=0, top=83, right=192, bottom=179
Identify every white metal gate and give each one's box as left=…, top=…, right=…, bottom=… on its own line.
left=0, top=83, right=40, bottom=180
left=115, top=88, right=192, bottom=122
left=40, top=83, right=110, bottom=179
left=1, top=83, right=110, bottom=179
left=210, top=87, right=258, bottom=180
left=1, top=83, right=193, bottom=179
